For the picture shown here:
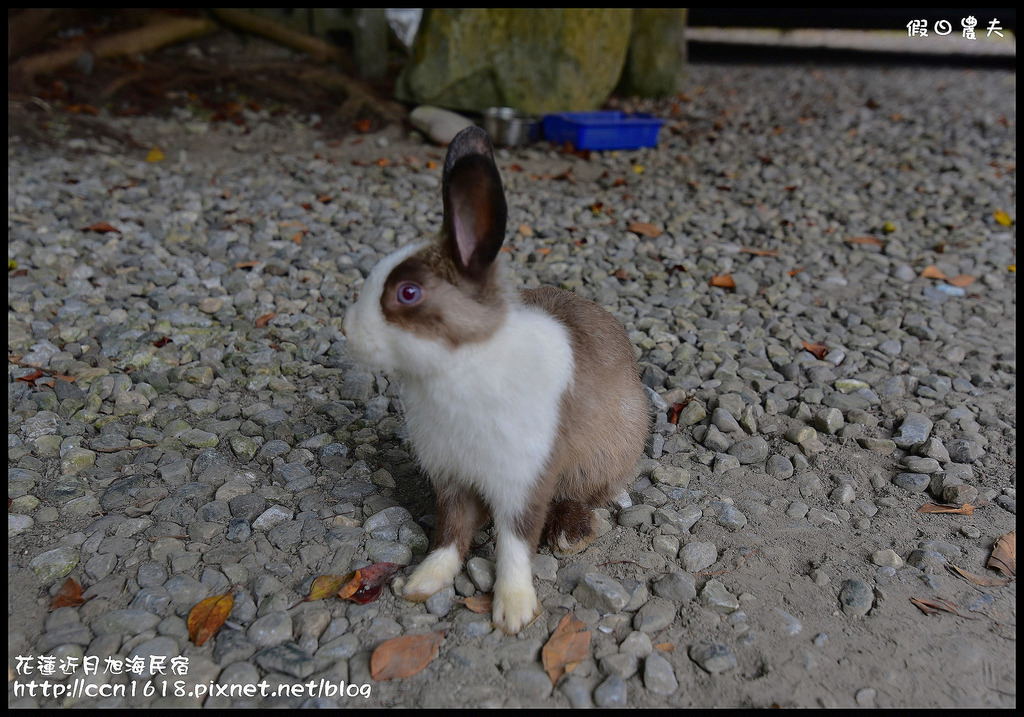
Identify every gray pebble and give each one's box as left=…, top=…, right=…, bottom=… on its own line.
left=893, top=473, right=931, bottom=492
left=653, top=572, right=696, bottom=602
left=766, top=454, right=795, bottom=479
left=505, top=668, right=553, bottom=700
left=633, top=598, right=676, bottom=633
left=839, top=579, right=874, bottom=617
left=593, top=674, right=628, bottom=708
left=688, top=642, right=737, bottom=674
left=699, top=579, right=740, bottom=613
left=573, top=572, right=630, bottom=613
left=946, top=439, right=984, bottom=463
left=643, top=652, right=678, bottom=695
left=727, top=436, right=770, bottom=464
left=892, top=413, right=933, bottom=449
left=681, top=541, right=718, bottom=573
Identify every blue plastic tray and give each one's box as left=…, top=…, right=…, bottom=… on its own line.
left=542, top=111, right=664, bottom=150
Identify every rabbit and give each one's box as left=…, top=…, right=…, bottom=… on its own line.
left=342, top=126, right=650, bottom=634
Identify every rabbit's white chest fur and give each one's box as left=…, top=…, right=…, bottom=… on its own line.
left=400, top=305, right=573, bottom=519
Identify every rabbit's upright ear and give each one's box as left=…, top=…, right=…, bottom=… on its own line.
left=442, top=127, right=507, bottom=279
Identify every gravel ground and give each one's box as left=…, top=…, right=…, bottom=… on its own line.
left=8, top=61, right=1016, bottom=709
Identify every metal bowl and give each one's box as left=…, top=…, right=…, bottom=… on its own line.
left=482, top=107, right=539, bottom=147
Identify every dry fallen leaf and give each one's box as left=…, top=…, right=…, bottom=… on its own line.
left=987, top=531, right=1015, bottom=577
left=307, top=574, right=353, bottom=602
left=370, top=631, right=445, bottom=680
left=254, top=312, right=277, bottom=328
left=946, top=274, right=976, bottom=288
left=739, top=247, right=780, bottom=257
left=667, top=402, right=687, bottom=425
left=337, top=571, right=362, bottom=600
left=909, top=596, right=971, bottom=619
left=518, top=224, right=534, bottom=237
left=188, top=592, right=235, bottom=646
left=345, top=562, right=405, bottom=604
left=846, top=236, right=884, bottom=248
left=801, top=340, right=829, bottom=360
left=654, top=642, right=675, bottom=653
left=947, top=564, right=1009, bottom=587
left=50, top=577, right=89, bottom=610
left=918, top=502, right=975, bottom=515
left=462, top=594, right=493, bottom=614
left=920, top=265, right=948, bottom=280
left=627, top=221, right=662, bottom=238
left=542, top=612, right=591, bottom=686
left=16, top=369, right=44, bottom=386
left=147, top=146, right=166, bottom=163
left=82, top=222, right=121, bottom=234
left=710, top=274, right=735, bottom=290
left=993, top=209, right=1013, bottom=226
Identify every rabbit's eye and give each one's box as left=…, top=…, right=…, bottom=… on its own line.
left=396, top=281, right=423, bottom=305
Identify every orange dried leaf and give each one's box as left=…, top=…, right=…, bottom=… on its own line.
left=147, top=146, right=165, bottom=163
left=370, top=631, right=445, bottom=680
left=710, top=274, right=735, bottom=290
left=536, top=247, right=551, bottom=256
left=846, top=236, right=884, bottom=248
left=337, top=571, right=362, bottom=600
left=613, top=268, right=632, bottom=281
left=948, top=564, right=1009, bottom=587
left=801, top=340, right=828, bottom=360
left=946, top=274, right=976, bottom=288
left=67, top=103, right=100, bottom=115
left=82, top=222, right=121, bottom=234
left=16, top=369, right=44, bottom=385
left=987, top=531, right=1015, bottom=577
left=918, top=502, right=975, bottom=515
left=909, top=596, right=968, bottom=618
left=542, top=612, right=591, bottom=686
left=627, top=221, right=662, bottom=238
left=50, top=577, right=88, bottom=610
left=188, top=592, right=235, bottom=646
left=235, top=260, right=260, bottom=269
left=787, top=267, right=804, bottom=277
left=354, top=118, right=372, bottom=133
left=920, top=265, right=947, bottom=280
left=654, top=642, right=675, bottom=653
left=463, top=594, right=492, bottom=614
left=254, top=312, right=276, bottom=328
left=739, top=247, right=780, bottom=257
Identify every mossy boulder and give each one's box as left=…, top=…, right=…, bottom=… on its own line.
left=396, top=8, right=634, bottom=114
left=618, top=9, right=689, bottom=97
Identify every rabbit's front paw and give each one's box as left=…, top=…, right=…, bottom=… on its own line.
left=493, top=581, right=540, bottom=634
left=404, top=544, right=461, bottom=602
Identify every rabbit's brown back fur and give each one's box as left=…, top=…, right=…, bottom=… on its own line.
left=522, top=285, right=649, bottom=506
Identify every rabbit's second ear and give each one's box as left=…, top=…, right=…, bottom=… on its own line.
left=443, top=150, right=507, bottom=279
